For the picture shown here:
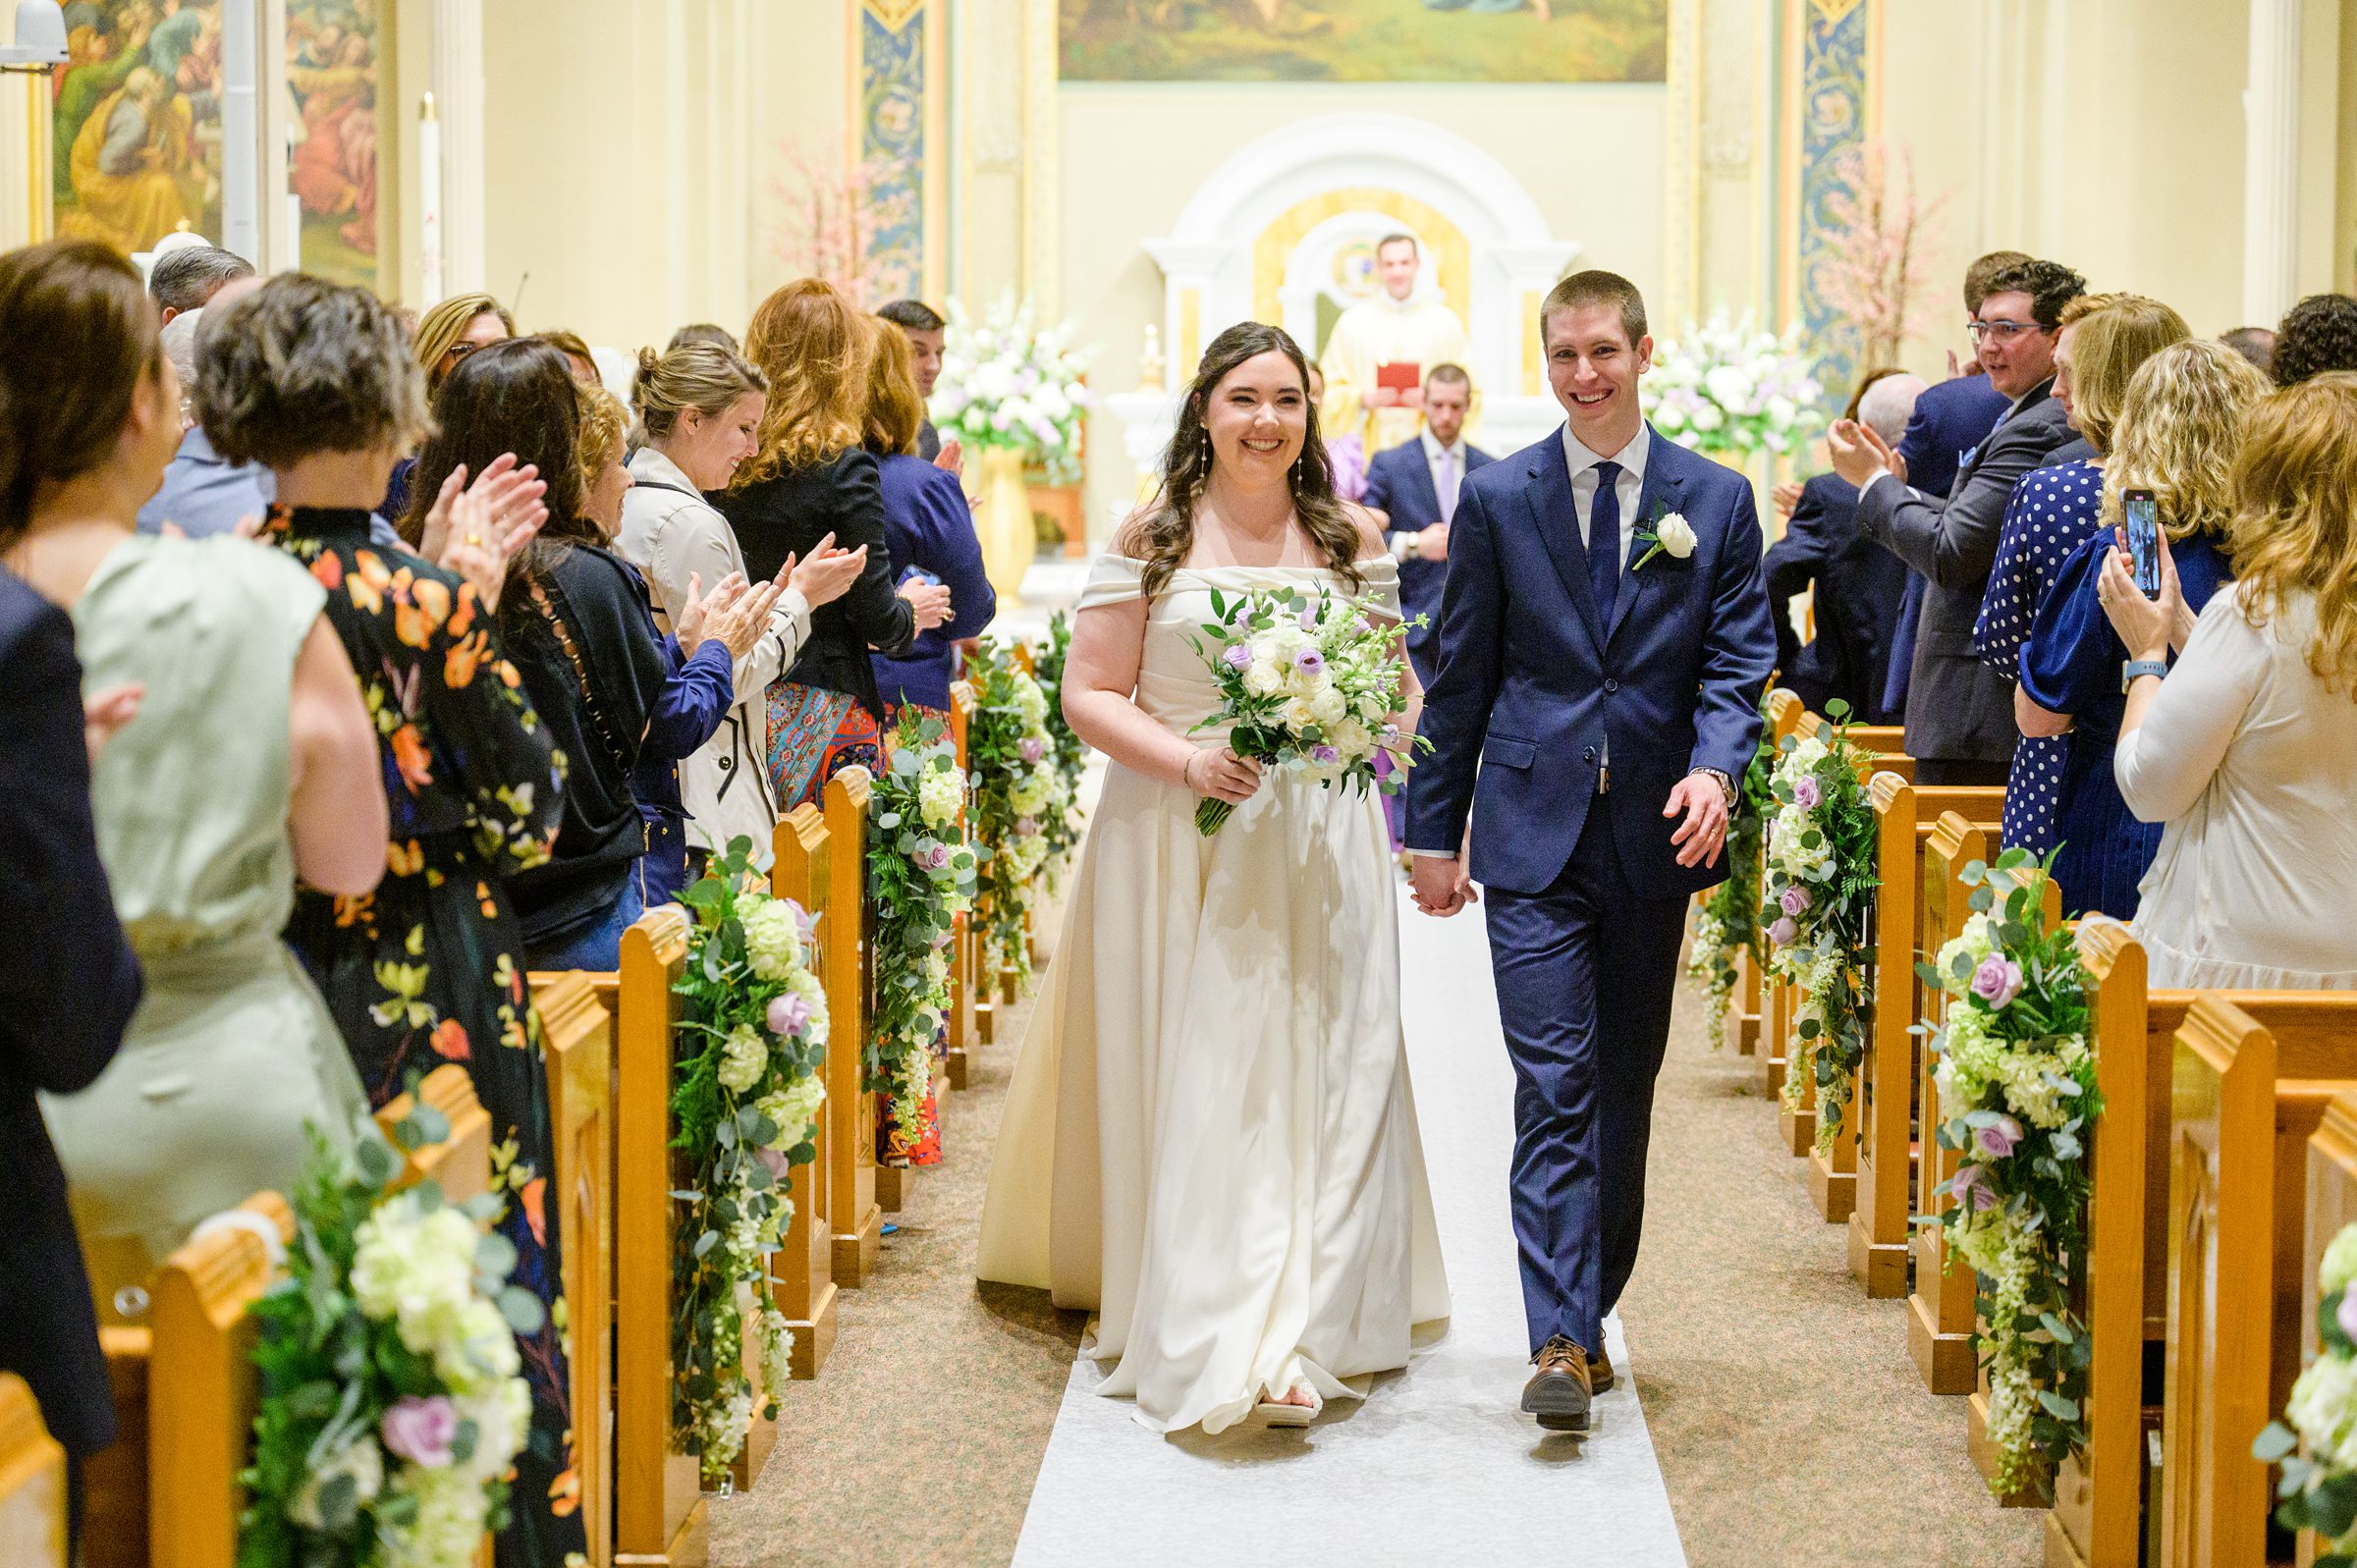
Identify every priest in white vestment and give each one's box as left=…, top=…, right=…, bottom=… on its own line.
left=1319, top=234, right=1473, bottom=455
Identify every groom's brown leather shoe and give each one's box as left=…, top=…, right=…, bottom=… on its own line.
left=1587, top=1343, right=1615, bottom=1393
left=1521, top=1334, right=1592, bottom=1433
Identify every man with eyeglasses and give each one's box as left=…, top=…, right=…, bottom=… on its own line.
left=1828, top=256, right=2086, bottom=785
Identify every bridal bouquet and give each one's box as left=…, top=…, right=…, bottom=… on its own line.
left=239, top=1109, right=537, bottom=1567
left=1922, top=846, right=2099, bottom=1498
left=670, top=841, right=830, bottom=1486
left=1185, top=584, right=1425, bottom=837
left=2259, top=1222, right=2357, bottom=1558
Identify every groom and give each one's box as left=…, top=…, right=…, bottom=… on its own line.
left=1406, top=270, right=1775, bottom=1433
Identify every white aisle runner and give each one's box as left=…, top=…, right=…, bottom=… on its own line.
left=1009, top=886, right=1689, bottom=1567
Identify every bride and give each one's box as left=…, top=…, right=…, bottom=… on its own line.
left=976, top=321, right=1449, bottom=1434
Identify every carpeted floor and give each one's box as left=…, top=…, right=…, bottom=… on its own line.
left=710, top=895, right=2047, bottom=1567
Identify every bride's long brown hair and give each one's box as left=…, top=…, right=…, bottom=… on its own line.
left=1123, top=321, right=1364, bottom=602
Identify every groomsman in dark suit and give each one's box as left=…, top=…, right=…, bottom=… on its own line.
left=879, top=298, right=949, bottom=461
left=1833, top=257, right=2086, bottom=785
left=1765, top=371, right=1922, bottom=724
left=0, top=566, right=141, bottom=1546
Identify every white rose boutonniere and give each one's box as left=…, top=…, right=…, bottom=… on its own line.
left=1631, top=508, right=1697, bottom=572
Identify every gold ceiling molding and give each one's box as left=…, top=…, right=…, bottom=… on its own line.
left=1809, top=0, right=1865, bottom=24
left=866, top=0, right=925, bottom=31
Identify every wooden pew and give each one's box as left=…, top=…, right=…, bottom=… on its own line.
left=1908, top=811, right=2050, bottom=1397
left=0, top=1374, right=65, bottom=1568
left=83, top=1069, right=492, bottom=1568
left=529, top=973, right=614, bottom=1567
left=2161, top=996, right=2357, bottom=1568
left=770, top=807, right=841, bottom=1379
left=2299, top=1093, right=2357, bottom=1566
left=1846, top=784, right=2005, bottom=1295
left=823, top=768, right=883, bottom=1287
left=950, top=679, right=991, bottom=1064
left=1849, top=724, right=1916, bottom=784
left=613, top=906, right=710, bottom=1566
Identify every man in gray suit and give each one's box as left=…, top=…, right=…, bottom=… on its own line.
left=1827, top=257, right=2086, bottom=785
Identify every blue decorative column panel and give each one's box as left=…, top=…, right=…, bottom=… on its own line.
left=1781, top=0, right=1876, bottom=406
left=859, top=0, right=932, bottom=302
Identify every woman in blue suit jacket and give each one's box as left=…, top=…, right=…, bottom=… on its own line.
left=866, top=325, right=995, bottom=716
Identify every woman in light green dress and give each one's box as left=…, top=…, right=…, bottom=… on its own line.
left=0, top=239, right=389, bottom=1310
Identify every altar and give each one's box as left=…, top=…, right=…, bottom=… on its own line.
left=1102, top=112, right=1583, bottom=507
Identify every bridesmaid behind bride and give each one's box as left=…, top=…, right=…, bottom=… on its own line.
left=977, top=322, right=1449, bottom=1434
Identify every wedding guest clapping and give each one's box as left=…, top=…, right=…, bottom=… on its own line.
left=2090, top=371, right=2357, bottom=985
left=3, top=243, right=385, bottom=1312
left=200, top=274, right=589, bottom=1568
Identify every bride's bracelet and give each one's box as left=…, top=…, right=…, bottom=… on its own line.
left=1179, top=750, right=1201, bottom=792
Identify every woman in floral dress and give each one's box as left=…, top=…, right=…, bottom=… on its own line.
left=199, top=276, right=586, bottom=1568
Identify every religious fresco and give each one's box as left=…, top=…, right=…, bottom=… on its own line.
left=859, top=0, right=926, bottom=301
left=51, top=0, right=225, bottom=254
left=1058, top=0, right=1666, bottom=84
left=287, top=0, right=381, bottom=287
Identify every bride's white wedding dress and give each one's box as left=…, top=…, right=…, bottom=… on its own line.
left=976, top=552, right=1450, bottom=1434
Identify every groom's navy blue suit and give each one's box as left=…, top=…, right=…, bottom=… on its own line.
left=1406, top=423, right=1775, bottom=1356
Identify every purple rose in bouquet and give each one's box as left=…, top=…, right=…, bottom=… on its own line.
left=381, top=1395, right=460, bottom=1468
left=1970, top=955, right=2024, bottom=1010
left=1792, top=775, right=1822, bottom=810
left=1018, top=736, right=1046, bottom=764
left=1223, top=643, right=1254, bottom=672
left=1779, top=885, right=1811, bottom=918
left=767, top=992, right=811, bottom=1039
left=1949, top=1164, right=1999, bottom=1213
left=1767, top=915, right=1798, bottom=946
left=919, top=841, right=952, bottom=871
left=1974, top=1114, right=2024, bottom=1161
left=1310, top=743, right=1341, bottom=766
left=1014, top=816, right=1040, bottom=838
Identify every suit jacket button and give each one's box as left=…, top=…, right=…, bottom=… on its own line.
left=1603, top=677, right=1619, bottom=693
left=1582, top=745, right=1596, bottom=764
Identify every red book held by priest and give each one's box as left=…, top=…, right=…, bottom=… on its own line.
left=1375, top=361, right=1421, bottom=393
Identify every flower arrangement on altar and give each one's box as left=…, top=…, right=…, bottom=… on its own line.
left=1760, top=701, right=1878, bottom=1138
left=1685, top=693, right=1778, bottom=1051
left=868, top=712, right=980, bottom=1159
left=1921, top=847, right=2100, bottom=1498
left=967, top=638, right=1065, bottom=987
left=931, top=297, right=1092, bottom=487
left=667, top=841, right=830, bottom=1487
left=238, top=1109, right=537, bottom=1567
left=2259, top=1223, right=2357, bottom=1558
left=1031, top=612, right=1091, bottom=881
left=1183, top=583, right=1426, bottom=837
left=1643, top=313, right=1827, bottom=465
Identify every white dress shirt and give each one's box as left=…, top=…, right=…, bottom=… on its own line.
left=1390, top=430, right=1471, bottom=558
left=1562, top=422, right=1651, bottom=564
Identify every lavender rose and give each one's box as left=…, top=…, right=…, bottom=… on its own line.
left=1767, top=915, right=1798, bottom=946
left=380, top=1395, right=459, bottom=1469
left=1310, top=743, right=1341, bottom=766
left=1970, top=955, right=2024, bottom=1010
left=1293, top=647, right=1325, bottom=676
left=1949, top=1164, right=1999, bottom=1213
left=919, top=841, right=952, bottom=871
left=767, top=992, right=812, bottom=1039
left=1223, top=643, right=1254, bottom=672
left=1792, top=775, right=1822, bottom=810
left=1018, top=736, right=1046, bottom=764
left=1779, top=885, right=1811, bottom=918
left=1014, top=816, right=1040, bottom=838
left=1974, top=1114, right=2024, bottom=1161
left=2339, top=1288, right=2357, bottom=1348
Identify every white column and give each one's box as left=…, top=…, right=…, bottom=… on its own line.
left=432, top=0, right=487, bottom=300
left=2242, top=0, right=2301, bottom=325
left=218, top=0, right=261, bottom=261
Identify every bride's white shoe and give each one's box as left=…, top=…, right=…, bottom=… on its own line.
left=1251, top=1386, right=1322, bottom=1429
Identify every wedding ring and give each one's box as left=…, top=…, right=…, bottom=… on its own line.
left=465, top=532, right=484, bottom=546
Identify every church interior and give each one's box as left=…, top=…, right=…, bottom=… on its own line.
left=6, top=0, right=2357, bottom=1565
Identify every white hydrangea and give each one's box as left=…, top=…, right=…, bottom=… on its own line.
left=451, top=1375, right=532, bottom=1485
left=1011, top=673, right=1050, bottom=730
left=2324, top=1224, right=2357, bottom=1296
left=916, top=765, right=964, bottom=830
left=2289, top=1350, right=2357, bottom=1458
left=1934, top=914, right=2000, bottom=995
left=741, top=898, right=802, bottom=982
left=1009, top=768, right=1055, bottom=816
left=435, top=1295, right=521, bottom=1390
left=758, top=1072, right=826, bottom=1146
left=718, top=1023, right=770, bottom=1094
left=383, top=1461, right=491, bottom=1568
left=350, top=1197, right=480, bottom=1355
left=288, top=1435, right=384, bottom=1529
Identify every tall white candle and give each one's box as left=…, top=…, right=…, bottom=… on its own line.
left=418, top=92, right=444, bottom=304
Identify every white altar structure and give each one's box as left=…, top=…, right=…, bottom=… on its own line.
left=1103, top=112, right=1583, bottom=497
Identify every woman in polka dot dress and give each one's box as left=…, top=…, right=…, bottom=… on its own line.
left=1975, top=295, right=2189, bottom=852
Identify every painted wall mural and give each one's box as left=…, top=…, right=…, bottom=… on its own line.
left=1058, top=0, right=1667, bottom=84
left=51, top=0, right=225, bottom=254
left=1787, top=0, right=1873, bottom=404
left=859, top=0, right=926, bottom=302
left=287, top=0, right=381, bottom=288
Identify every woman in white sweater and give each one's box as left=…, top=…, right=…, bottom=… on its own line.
left=2099, top=371, right=2357, bottom=988
left=619, top=342, right=866, bottom=867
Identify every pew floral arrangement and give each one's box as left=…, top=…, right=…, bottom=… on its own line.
left=967, top=637, right=1063, bottom=987
left=669, top=840, right=830, bottom=1487
left=1183, top=583, right=1427, bottom=837
left=1759, top=701, right=1879, bottom=1139
left=1031, top=612, right=1090, bottom=881
left=239, top=1108, right=537, bottom=1567
left=1642, top=312, right=1826, bottom=465
left=868, top=711, right=980, bottom=1162
left=2256, top=1222, right=2357, bottom=1558
left=1685, top=692, right=1778, bottom=1051
left=931, top=295, right=1092, bottom=485
left=1920, top=846, right=2100, bottom=1498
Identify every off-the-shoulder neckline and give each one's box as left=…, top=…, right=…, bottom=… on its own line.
left=1095, top=555, right=1395, bottom=571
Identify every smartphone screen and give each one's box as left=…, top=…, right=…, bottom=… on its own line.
left=2124, top=489, right=2162, bottom=597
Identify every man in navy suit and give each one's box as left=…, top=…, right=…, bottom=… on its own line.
left=1363, top=364, right=1490, bottom=843
left=1406, top=272, right=1776, bottom=1433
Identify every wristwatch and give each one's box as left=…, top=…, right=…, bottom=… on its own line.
left=1691, top=766, right=1737, bottom=806
left=2120, top=658, right=2169, bottom=693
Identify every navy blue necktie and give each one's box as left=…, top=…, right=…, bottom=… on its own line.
left=1588, top=460, right=1622, bottom=619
